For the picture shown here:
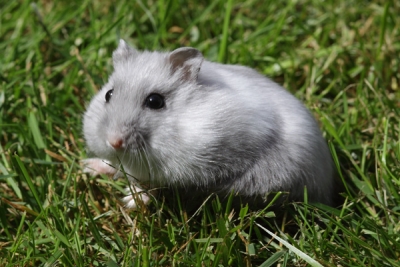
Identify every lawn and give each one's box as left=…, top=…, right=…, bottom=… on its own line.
left=0, top=0, right=399, bottom=266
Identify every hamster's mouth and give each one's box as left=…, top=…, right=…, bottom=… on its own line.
left=113, top=148, right=162, bottom=182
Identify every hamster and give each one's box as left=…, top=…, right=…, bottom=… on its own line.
left=82, top=40, right=336, bottom=209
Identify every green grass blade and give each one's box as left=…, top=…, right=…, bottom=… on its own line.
left=14, top=155, right=43, bottom=212
left=218, top=0, right=234, bottom=63
left=27, top=112, right=46, bottom=149
left=259, top=250, right=287, bottom=267
left=256, top=223, right=323, bottom=267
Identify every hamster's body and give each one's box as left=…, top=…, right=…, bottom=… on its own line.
left=83, top=40, right=335, bottom=208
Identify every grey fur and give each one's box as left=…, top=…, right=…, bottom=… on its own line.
left=83, top=40, right=335, bottom=206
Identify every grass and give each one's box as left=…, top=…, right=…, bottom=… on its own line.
left=0, top=0, right=399, bottom=266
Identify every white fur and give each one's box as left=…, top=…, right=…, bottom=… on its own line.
left=83, top=40, right=335, bottom=208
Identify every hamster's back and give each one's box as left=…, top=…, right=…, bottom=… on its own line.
left=197, top=61, right=335, bottom=205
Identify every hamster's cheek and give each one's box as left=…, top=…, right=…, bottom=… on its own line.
left=176, top=109, right=217, bottom=151
left=83, top=108, right=116, bottom=160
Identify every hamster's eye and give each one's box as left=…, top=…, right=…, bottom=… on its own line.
left=145, top=93, right=165, bottom=109
left=105, top=89, right=113, bottom=103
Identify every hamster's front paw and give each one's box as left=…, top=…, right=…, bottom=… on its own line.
left=82, top=158, right=117, bottom=176
left=122, top=185, right=151, bottom=209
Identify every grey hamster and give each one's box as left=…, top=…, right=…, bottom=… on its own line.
left=83, top=40, right=335, bottom=208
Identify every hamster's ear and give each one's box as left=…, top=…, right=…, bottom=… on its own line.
left=112, top=39, right=138, bottom=65
left=168, top=47, right=203, bottom=82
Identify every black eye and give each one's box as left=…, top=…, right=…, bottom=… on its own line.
left=105, top=89, right=113, bottom=103
left=145, top=93, right=165, bottom=109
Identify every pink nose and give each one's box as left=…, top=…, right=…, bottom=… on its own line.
left=109, top=138, right=123, bottom=149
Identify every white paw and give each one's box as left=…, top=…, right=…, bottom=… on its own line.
left=81, top=158, right=117, bottom=176
left=122, top=185, right=151, bottom=209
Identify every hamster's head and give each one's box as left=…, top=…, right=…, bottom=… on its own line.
left=84, top=40, right=212, bottom=184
